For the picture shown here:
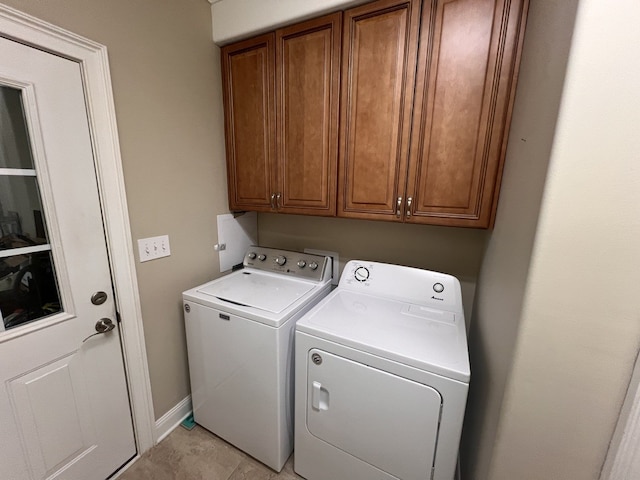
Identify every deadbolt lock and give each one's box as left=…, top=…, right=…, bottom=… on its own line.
left=91, top=291, right=108, bottom=305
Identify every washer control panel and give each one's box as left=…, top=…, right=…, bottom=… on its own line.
left=341, top=260, right=462, bottom=312
left=243, top=246, right=330, bottom=282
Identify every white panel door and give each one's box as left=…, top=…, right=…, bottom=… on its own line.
left=306, top=349, right=442, bottom=480
left=0, top=36, right=135, bottom=479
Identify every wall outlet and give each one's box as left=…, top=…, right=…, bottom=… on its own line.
left=304, top=248, right=340, bottom=286
left=138, top=235, right=171, bottom=262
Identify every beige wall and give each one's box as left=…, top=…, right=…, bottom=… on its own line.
left=258, top=213, right=487, bottom=318
left=479, top=0, right=640, bottom=478
left=1, top=0, right=229, bottom=419
left=460, top=0, right=579, bottom=478
left=7, top=4, right=638, bottom=477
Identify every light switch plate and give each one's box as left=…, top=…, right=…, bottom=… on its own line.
left=138, top=235, right=171, bottom=262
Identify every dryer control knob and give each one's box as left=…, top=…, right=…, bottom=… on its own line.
left=247, top=252, right=257, bottom=260
left=308, top=262, right=319, bottom=270
left=274, top=255, right=287, bottom=266
left=354, top=266, right=369, bottom=282
left=257, top=254, right=266, bottom=261
left=297, top=260, right=306, bottom=268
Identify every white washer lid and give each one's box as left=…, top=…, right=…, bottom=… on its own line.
left=296, top=289, right=470, bottom=382
left=196, top=270, right=316, bottom=314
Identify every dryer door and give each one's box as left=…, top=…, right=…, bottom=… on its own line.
left=306, top=349, right=442, bottom=480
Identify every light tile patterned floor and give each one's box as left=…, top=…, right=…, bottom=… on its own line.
left=117, top=425, right=303, bottom=480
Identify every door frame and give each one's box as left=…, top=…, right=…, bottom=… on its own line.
left=0, top=3, right=155, bottom=456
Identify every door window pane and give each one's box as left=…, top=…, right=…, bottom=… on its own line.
left=0, top=176, right=48, bottom=246
left=0, top=85, right=62, bottom=332
left=0, top=251, right=61, bottom=329
left=0, top=86, right=34, bottom=169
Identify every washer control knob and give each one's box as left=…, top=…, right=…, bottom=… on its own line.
left=433, top=282, right=444, bottom=293
left=247, top=252, right=257, bottom=260
left=354, top=266, right=369, bottom=282
left=274, top=255, right=287, bottom=266
left=308, top=262, right=319, bottom=271
left=297, top=260, right=306, bottom=268
left=257, top=254, right=267, bottom=261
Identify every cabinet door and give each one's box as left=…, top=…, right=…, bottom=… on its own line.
left=276, top=13, right=341, bottom=216
left=337, top=0, right=421, bottom=221
left=406, top=0, right=528, bottom=227
left=221, top=34, right=276, bottom=212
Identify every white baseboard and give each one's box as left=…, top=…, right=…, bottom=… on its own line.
left=154, top=395, right=192, bottom=444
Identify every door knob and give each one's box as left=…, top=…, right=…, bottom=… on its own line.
left=95, top=318, right=115, bottom=333
left=83, top=318, right=116, bottom=343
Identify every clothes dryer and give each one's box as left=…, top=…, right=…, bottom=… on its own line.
left=295, top=260, right=470, bottom=480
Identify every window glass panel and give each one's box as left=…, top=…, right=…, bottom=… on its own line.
left=0, top=86, right=34, bottom=169
left=0, top=176, right=48, bottom=247
left=0, top=251, right=61, bottom=330
left=0, top=83, right=62, bottom=332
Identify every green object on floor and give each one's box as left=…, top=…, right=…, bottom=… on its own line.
left=181, top=413, right=195, bottom=430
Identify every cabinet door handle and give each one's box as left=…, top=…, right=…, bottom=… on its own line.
left=270, top=193, right=276, bottom=209
left=396, top=197, right=403, bottom=218
left=276, top=192, right=281, bottom=209
left=406, top=197, right=412, bottom=217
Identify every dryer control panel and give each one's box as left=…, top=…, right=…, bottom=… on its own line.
left=243, top=246, right=330, bottom=283
left=341, top=260, right=462, bottom=313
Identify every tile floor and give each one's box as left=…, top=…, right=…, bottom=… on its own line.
left=117, top=425, right=303, bottom=480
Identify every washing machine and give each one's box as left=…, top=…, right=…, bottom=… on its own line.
left=183, top=246, right=331, bottom=472
left=294, top=260, right=470, bottom=480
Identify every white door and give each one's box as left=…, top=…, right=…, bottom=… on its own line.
left=0, top=35, right=136, bottom=480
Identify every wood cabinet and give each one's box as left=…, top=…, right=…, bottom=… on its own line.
left=338, top=0, right=529, bottom=228
left=222, top=14, right=341, bottom=215
left=222, top=0, right=528, bottom=228
left=222, top=33, right=275, bottom=212
left=338, top=0, right=421, bottom=221
left=406, top=0, right=529, bottom=227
